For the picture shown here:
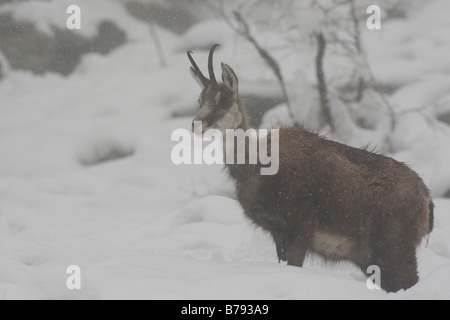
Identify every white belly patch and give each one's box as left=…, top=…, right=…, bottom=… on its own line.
left=311, top=230, right=353, bottom=259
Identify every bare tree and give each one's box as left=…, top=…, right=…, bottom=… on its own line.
left=336, top=0, right=396, bottom=132
left=217, top=0, right=405, bottom=149
left=219, top=3, right=299, bottom=127
left=315, top=32, right=334, bottom=131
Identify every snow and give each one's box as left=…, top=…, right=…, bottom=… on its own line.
left=176, top=20, right=235, bottom=52
left=0, top=0, right=450, bottom=300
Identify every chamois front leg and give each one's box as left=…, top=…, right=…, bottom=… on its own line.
left=272, top=232, right=288, bottom=262
left=280, top=204, right=316, bottom=267
left=269, top=206, right=315, bottom=266
left=271, top=226, right=312, bottom=266
left=285, top=231, right=312, bottom=267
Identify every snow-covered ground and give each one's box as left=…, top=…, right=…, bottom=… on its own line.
left=0, top=0, right=450, bottom=299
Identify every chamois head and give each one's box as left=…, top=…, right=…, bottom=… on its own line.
left=188, top=44, right=245, bottom=135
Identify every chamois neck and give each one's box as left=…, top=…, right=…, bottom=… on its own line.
left=223, top=97, right=258, bottom=182
left=236, top=96, right=249, bottom=131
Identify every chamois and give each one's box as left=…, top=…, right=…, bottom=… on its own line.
left=187, top=44, right=434, bottom=293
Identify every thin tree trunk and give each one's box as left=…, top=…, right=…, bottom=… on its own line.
left=315, top=32, right=334, bottom=131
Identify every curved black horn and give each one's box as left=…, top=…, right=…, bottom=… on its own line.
left=208, top=44, right=220, bottom=86
left=187, top=50, right=208, bottom=86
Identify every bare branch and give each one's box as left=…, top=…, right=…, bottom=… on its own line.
left=361, top=53, right=396, bottom=132
left=149, top=23, right=166, bottom=68
left=315, top=32, right=334, bottom=131
left=348, top=0, right=365, bottom=102
left=219, top=2, right=299, bottom=127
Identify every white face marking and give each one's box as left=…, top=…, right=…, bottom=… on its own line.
left=193, top=102, right=242, bottom=134
left=215, top=103, right=242, bottom=133
left=192, top=102, right=214, bottom=133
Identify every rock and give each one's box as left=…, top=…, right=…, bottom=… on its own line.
left=0, top=14, right=126, bottom=76
left=437, top=111, right=450, bottom=125
left=444, top=189, right=450, bottom=199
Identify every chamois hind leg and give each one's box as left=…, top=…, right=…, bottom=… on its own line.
left=370, top=241, right=419, bottom=293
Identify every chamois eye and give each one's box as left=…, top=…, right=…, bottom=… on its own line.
left=215, top=91, right=222, bottom=105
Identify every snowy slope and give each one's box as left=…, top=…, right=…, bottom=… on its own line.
left=0, top=0, right=450, bottom=299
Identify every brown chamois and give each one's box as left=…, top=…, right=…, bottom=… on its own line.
left=187, top=44, right=434, bottom=293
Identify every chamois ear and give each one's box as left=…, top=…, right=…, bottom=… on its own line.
left=221, top=63, right=239, bottom=94
left=190, top=66, right=206, bottom=90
